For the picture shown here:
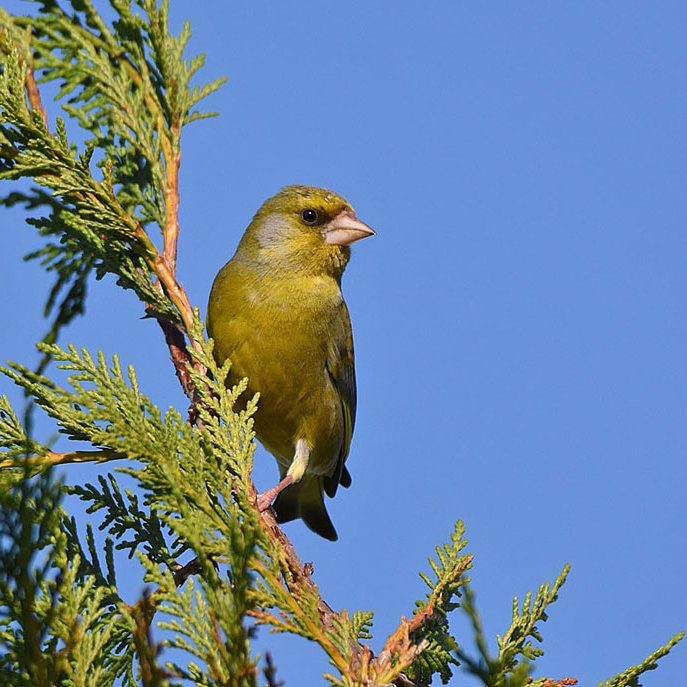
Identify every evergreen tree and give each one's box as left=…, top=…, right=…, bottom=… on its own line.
left=0, top=2, right=682, bottom=685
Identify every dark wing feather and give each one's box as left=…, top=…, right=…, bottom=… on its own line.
left=323, top=301, right=357, bottom=498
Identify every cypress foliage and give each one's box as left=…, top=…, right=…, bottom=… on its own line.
left=0, top=3, right=682, bottom=685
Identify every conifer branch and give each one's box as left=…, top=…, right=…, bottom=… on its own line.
left=598, top=630, right=685, bottom=687
left=1, top=2, right=208, bottom=403
left=407, top=553, right=473, bottom=636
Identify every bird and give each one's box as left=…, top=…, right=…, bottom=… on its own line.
left=206, top=185, right=374, bottom=540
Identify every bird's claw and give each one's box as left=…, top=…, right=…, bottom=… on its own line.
left=256, top=491, right=276, bottom=512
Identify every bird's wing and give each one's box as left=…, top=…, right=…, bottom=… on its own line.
left=324, top=301, right=356, bottom=497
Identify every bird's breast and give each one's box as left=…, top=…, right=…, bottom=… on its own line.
left=210, top=265, right=346, bottom=474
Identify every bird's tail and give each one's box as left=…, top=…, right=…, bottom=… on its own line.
left=273, top=476, right=338, bottom=541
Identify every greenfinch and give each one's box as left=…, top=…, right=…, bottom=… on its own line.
left=207, top=186, right=374, bottom=540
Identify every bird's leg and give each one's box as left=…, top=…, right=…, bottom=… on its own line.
left=256, top=439, right=310, bottom=512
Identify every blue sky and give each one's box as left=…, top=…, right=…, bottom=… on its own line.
left=1, top=1, right=685, bottom=685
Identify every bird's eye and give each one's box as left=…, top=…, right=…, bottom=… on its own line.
left=301, top=208, right=319, bottom=225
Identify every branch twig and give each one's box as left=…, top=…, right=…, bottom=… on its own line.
left=0, top=448, right=124, bottom=471
left=162, top=143, right=180, bottom=273
left=25, top=64, right=48, bottom=127
left=406, top=553, right=473, bottom=635
left=157, top=316, right=196, bottom=404
left=172, top=557, right=202, bottom=588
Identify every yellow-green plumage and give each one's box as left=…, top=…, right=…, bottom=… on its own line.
left=207, top=186, right=373, bottom=540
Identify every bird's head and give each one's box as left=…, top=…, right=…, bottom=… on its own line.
left=237, top=185, right=375, bottom=279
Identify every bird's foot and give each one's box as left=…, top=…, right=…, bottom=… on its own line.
left=256, top=474, right=295, bottom=512
left=256, top=489, right=277, bottom=512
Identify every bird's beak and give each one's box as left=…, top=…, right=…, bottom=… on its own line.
left=322, top=210, right=376, bottom=246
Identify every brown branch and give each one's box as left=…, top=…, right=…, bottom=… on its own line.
left=157, top=316, right=196, bottom=403
left=172, top=557, right=202, bottom=588
left=24, top=65, right=48, bottom=127
left=162, top=144, right=180, bottom=273
left=392, top=676, right=422, bottom=687
left=539, top=679, right=578, bottom=687
left=254, top=488, right=340, bottom=628
left=0, top=448, right=124, bottom=471
left=155, top=120, right=204, bottom=408
left=126, top=592, right=166, bottom=687
left=375, top=618, right=427, bottom=682
left=152, top=256, right=193, bottom=335
left=151, top=255, right=206, bottom=371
